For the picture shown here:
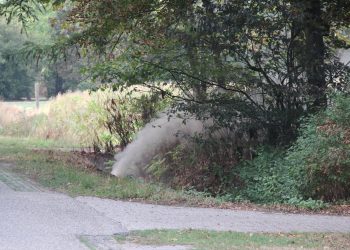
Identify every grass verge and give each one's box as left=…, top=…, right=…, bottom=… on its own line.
left=0, top=136, right=220, bottom=206
left=0, top=136, right=349, bottom=214
left=115, top=229, right=350, bottom=250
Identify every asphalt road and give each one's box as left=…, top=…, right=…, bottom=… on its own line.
left=0, top=166, right=189, bottom=250
left=78, top=196, right=350, bottom=233
left=0, top=178, right=126, bottom=250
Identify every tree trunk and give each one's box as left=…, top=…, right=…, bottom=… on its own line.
left=55, top=71, right=64, bottom=96
left=302, top=0, right=328, bottom=110
left=186, top=43, right=207, bottom=101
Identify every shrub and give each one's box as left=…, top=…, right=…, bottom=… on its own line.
left=147, top=135, right=242, bottom=195
left=234, top=149, right=297, bottom=203
left=232, top=94, right=350, bottom=204
left=102, top=97, right=141, bottom=151
left=286, top=94, right=350, bottom=201
left=103, top=92, right=166, bottom=151
left=141, top=95, right=350, bottom=204
left=286, top=197, right=327, bottom=210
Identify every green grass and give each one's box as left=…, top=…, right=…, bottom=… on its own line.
left=0, top=136, right=73, bottom=156
left=0, top=136, right=220, bottom=205
left=115, top=229, right=350, bottom=250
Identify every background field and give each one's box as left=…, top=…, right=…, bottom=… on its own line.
left=3, top=100, right=49, bottom=111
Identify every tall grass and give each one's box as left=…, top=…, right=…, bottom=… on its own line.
left=0, top=91, right=124, bottom=148
left=0, top=89, right=167, bottom=151
left=0, top=102, right=26, bottom=125
left=0, top=101, right=49, bottom=136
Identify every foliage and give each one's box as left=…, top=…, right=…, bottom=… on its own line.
left=234, top=94, right=350, bottom=204
left=51, top=91, right=130, bottom=150
left=286, top=197, right=327, bottom=210
left=147, top=135, right=244, bottom=195
left=5, top=0, right=350, bottom=144
left=233, top=148, right=327, bottom=209
left=0, top=6, right=85, bottom=100
left=0, top=20, right=34, bottom=100
left=146, top=94, right=350, bottom=205
left=103, top=92, right=165, bottom=151
left=234, top=149, right=299, bottom=204
left=38, top=8, right=86, bottom=96
left=286, top=94, right=350, bottom=201
left=1, top=1, right=350, bottom=206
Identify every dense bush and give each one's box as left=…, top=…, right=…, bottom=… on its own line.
left=286, top=94, right=350, bottom=201
left=146, top=95, right=350, bottom=205
left=145, top=129, right=299, bottom=201
left=233, top=149, right=299, bottom=203
left=235, top=94, right=350, bottom=203
left=146, top=128, right=261, bottom=195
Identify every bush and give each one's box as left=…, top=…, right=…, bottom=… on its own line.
left=102, top=93, right=164, bottom=151
left=286, top=94, right=350, bottom=201
left=232, top=94, right=350, bottom=204
left=142, top=94, right=350, bottom=205
left=234, top=149, right=300, bottom=203
left=146, top=135, right=242, bottom=195
left=286, top=197, right=327, bottom=210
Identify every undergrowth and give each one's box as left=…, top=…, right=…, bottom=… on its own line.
left=0, top=136, right=220, bottom=206
left=2, top=93, right=350, bottom=208
left=146, top=94, right=350, bottom=207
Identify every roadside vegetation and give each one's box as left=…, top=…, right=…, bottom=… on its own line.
left=1, top=135, right=349, bottom=248
left=1, top=92, right=350, bottom=212
left=115, top=229, right=350, bottom=250
left=0, top=0, right=349, bottom=213
left=0, top=2, right=350, bottom=249
left=0, top=136, right=221, bottom=206
left=0, top=89, right=167, bottom=151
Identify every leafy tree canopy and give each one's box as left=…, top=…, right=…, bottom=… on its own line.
left=2, top=0, right=350, bottom=142
left=0, top=19, right=34, bottom=100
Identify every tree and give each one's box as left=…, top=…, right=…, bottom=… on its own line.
left=1, top=0, right=350, bottom=142
left=25, top=5, right=84, bottom=97
left=0, top=20, right=34, bottom=100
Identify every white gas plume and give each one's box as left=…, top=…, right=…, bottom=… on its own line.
left=339, top=49, right=350, bottom=65
left=111, top=114, right=205, bottom=177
